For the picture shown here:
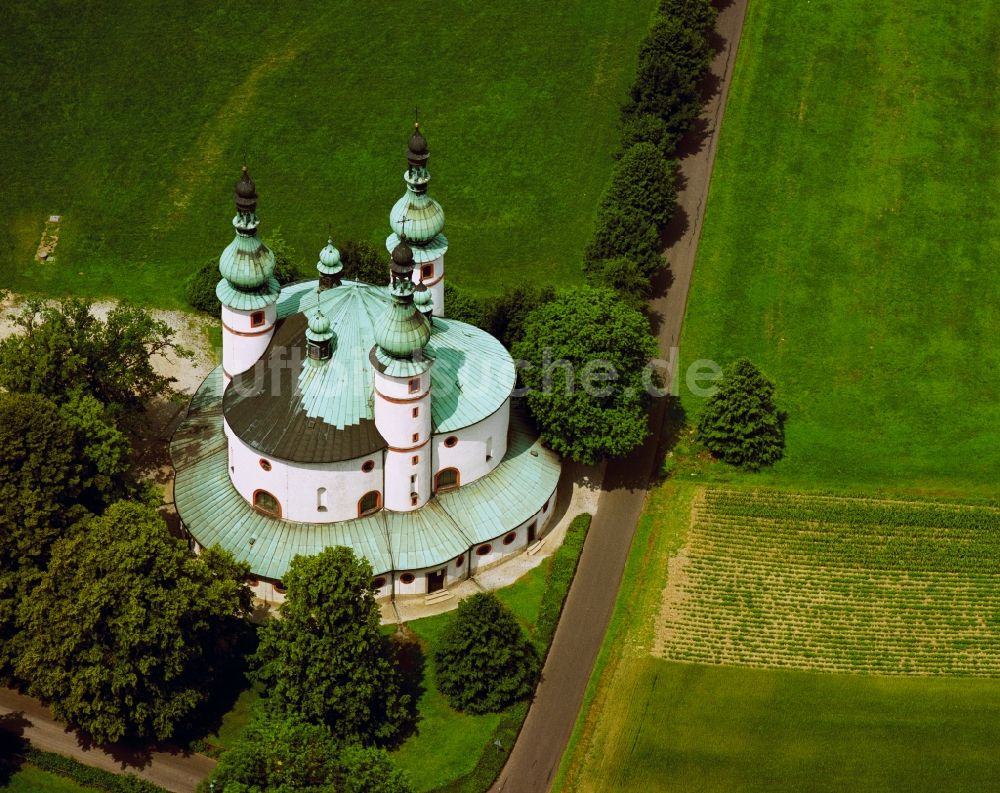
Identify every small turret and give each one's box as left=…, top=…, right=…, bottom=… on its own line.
left=316, top=239, right=342, bottom=290
left=306, top=302, right=335, bottom=362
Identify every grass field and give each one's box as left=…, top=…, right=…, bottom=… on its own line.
left=555, top=484, right=1000, bottom=793
left=0, top=765, right=98, bottom=792
left=0, top=0, right=655, bottom=309
left=678, top=0, right=1000, bottom=496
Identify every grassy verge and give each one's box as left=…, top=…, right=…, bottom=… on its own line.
left=0, top=749, right=163, bottom=793
left=1, top=764, right=100, bottom=792
left=678, top=0, right=1000, bottom=497
left=394, top=513, right=592, bottom=793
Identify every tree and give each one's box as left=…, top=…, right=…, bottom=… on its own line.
left=617, top=113, right=675, bottom=159
left=15, top=501, right=252, bottom=743
left=206, top=715, right=411, bottom=793
left=586, top=256, right=652, bottom=310
left=185, top=258, right=221, bottom=314
left=623, top=16, right=713, bottom=154
left=434, top=593, right=540, bottom=714
left=341, top=240, right=389, bottom=285
left=512, top=287, right=658, bottom=465
left=600, top=142, right=678, bottom=227
left=250, top=546, right=411, bottom=746
left=659, top=0, right=718, bottom=37
left=442, top=282, right=486, bottom=328
left=584, top=205, right=662, bottom=278
left=481, top=285, right=556, bottom=349
left=265, top=228, right=308, bottom=285
left=697, top=358, right=784, bottom=470
left=0, top=298, right=191, bottom=421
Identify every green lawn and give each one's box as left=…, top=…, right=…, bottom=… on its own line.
left=678, top=0, right=1000, bottom=496
left=557, top=483, right=1000, bottom=793
left=0, top=0, right=655, bottom=309
left=1, top=765, right=99, bottom=792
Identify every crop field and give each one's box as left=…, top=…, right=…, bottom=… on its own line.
left=0, top=0, right=654, bottom=309
left=678, top=0, right=1000, bottom=495
left=656, top=488, right=1000, bottom=675
left=556, top=484, right=1000, bottom=793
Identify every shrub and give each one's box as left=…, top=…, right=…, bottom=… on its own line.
left=534, top=514, right=592, bottom=648
left=481, top=284, right=556, bottom=349
left=586, top=256, right=652, bottom=310
left=659, top=0, right=718, bottom=37
left=617, top=113, right=675, bottom=159
left=434, top=592, right=540, bottom=715
left=697, top=358, right=785, bottom=470
left=185, top=258, right=220, bottom=314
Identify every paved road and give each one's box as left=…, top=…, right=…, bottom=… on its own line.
left=0, top=687, right=215, bottom=793
left=490, top=2, right=749, bottom=791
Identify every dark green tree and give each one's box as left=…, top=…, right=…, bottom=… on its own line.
left=434, top=593, right=540, bottom=714
left=617, top=113, right=675, bottom=159
left=442, top=282, right=486, bottom=328
left=623, top=16, right=713, bottom=153
left=265, top=228, right=308, bottom=285
left=341, top=240, right=389, bottom=285
left=585, top=205, right=662, bottom=277
left=512, top=287, right=658, bottom=465
left=586, top=256, right=652, bottom=310
left=697, top=358, right=784, bottom=470
left=185, top=259, right=221, bottom=315
left=481, top=285, right=556, bottom=349
left=205, top=715, right=411, bottom=793
left=250, top=546, right=411, bottom=746
left=16, top=501, right=252, bottom=743
left=0, top=298, right=191, bottom=420
left=659, top=0, right=718, bottom=36
left=600, top=142, right=678, bottom=227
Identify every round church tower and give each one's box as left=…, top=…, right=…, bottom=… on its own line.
left=387, top=118, right=448, bottom=317
left=370, top=238, right=434, bottom=512
left=216, top=167, right=280, bottom=383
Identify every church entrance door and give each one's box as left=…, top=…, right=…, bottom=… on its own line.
left=427, top=569, right=446, bottom=593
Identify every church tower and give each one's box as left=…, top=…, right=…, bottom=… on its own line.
left=216, top=166, right=280, bottom=384
left=370, top=237, right=434, bottom=512
left=387, top=117, right=447, bottom=316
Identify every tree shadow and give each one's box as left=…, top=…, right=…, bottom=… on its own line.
left=0, top=712, right=30, bottom=784
left=651, top=397, right=689, bottom=485
left=387, top=625, right=426, bottom=747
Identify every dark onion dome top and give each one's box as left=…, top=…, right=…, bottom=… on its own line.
left=391, top=237, right=415, bottom=276
left=235, top=166, right=258, bottom=214
left=407, top=122, right=430, bottom=169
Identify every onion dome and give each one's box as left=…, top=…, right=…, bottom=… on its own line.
left=318, top=239, right=341, bottom=271
left=407, top=122, right=430, bottom=169
left=235, top=166, right=257, bottom=215
left=306, top=304, right=335, bottom=363
left=374, top=297, right=431, bottom=358
left=414, top=282, right=433, bottom=316
left=391, top=237, right=415, bottom=276
left=308, top=309, right=332, bottom=338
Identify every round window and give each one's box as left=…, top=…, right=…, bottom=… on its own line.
left=362, top=460, right=375, bottom=473
left=273, top=580, right=286, bottom=594
left=455, top=555, right=464, bottom=568
left=372, top=577, right=387, bottom=590
left=502, top=532, right=516, bottom=546
left=476, top=544, right=492, bottom=556
left=444, top=436, right=458, bottom=448
left=259, top=458, right=272, bottom=471
left=399, top=573, right=415, bottom=585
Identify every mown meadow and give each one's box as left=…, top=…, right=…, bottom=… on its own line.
left=677, top=0, right=1000, bottom=496
left=0, top=0, right=656, bottom=308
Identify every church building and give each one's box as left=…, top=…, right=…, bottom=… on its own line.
left=171, top=122, right=561, bottom=602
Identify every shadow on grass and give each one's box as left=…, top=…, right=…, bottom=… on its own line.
left=0, top=712, right=30, bottom=784
left=389, top=625, right=427, bottom=748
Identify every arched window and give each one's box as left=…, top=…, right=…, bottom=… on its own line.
left=435, top=467, right=460, bottom=493
left=253, top=490, right=281, bottom=518
left=317, top=487, right=328, bottom=512
left=358, top=490, right=381, bottom=517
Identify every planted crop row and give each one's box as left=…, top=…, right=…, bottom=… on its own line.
left=655, top=488, right=1000, bottom=676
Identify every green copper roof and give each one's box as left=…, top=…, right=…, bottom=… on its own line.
left=172, top=368, right=560, bottom=577
left=224, top=281, right=515, bottom=461
left=216, top=276, right=280, bottom=311
left=219, top=217, right=276, bottom=289
left=390, top=189, right=445, bottom=242
left=374, top=296, right=431, bottom=359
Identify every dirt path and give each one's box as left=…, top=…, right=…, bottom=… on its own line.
left=490, top=2, right=749, bottom=791
left=0, top=688, right=215, bottom=793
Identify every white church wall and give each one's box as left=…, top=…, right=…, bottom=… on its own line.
left=431, top=398, right=510, bottom=491
left=392, top=553, right=470, bottom=598
left=225, top=418, right=384, bottom=523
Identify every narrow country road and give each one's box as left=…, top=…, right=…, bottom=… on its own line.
left=490, top=2, right=749, bottom=791
left=0, top=687, right=215, bottom=793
